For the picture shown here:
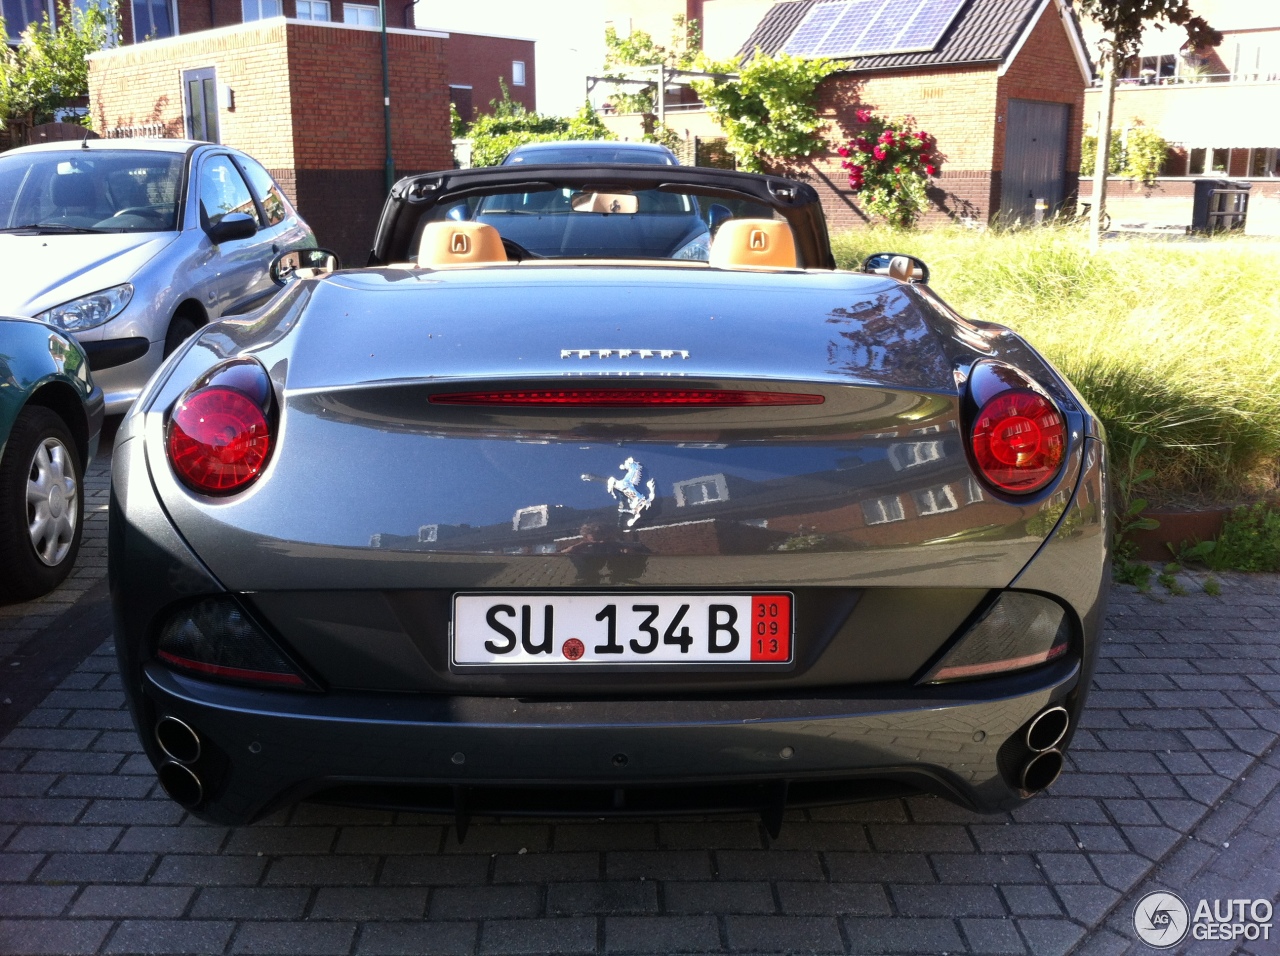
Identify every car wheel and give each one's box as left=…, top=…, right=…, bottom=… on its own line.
left=0, top=406, right=85, bottom=603
left=164, top=314, right=200, bottom=357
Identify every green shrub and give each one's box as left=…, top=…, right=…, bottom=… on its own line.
left=466, top=87, right=612, bottom=167
left=831, top=226, right=1280, bottom=505
left=1205, top=503, right=1280, bottom=572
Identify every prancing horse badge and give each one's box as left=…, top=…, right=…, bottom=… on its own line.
left=580, top=457, right=656, bottom=528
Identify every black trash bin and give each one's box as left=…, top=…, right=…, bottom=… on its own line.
left=1192, top=179, right=1251, bottom=233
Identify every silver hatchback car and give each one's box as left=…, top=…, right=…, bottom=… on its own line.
left=0, top=140, right=315, bottom=414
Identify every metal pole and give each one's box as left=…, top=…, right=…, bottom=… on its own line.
left=656, top=64, right=666, bottom=130
left=1089, top=39, right=1117, bottom=252
left=379, top=0, right=394, bottom=193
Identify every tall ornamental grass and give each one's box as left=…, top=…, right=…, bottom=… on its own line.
left=831, top=227, right=1280, bottom=506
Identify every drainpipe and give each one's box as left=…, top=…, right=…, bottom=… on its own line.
left=379, top=0, right=394, bottom=193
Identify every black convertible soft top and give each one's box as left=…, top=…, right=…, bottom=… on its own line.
left=367, top=164, right=836, bottom=270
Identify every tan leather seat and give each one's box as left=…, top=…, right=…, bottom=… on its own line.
left=708, top=219, right=797, bottom=270
left=418, top=221, right=507, bottom=268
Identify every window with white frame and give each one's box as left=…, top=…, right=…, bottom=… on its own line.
left=888, top=440, right=943, bottom=471
left=1248, top=148, right=1280, bottom=178
left=913, top=484, right=959, bottom=517
left=862, top=495, right=905, bottom=525
left=418, top=524, right=438, bottom=543
left=513, top=505, right=548, bottom=531
left=512, top=60, right=526, bottom=86
left=674, top=474, right=728, bottom=507
left=241, top=0, right=280, bottom=21
left=343, top=2, right=378, bottom=26
left=295, top=0, right=329, bottom=19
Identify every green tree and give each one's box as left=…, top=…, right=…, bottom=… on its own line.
left=1081, top=125, right=1169, bottom=185
left=466, top=83, right=613, bottom=167
left=602, top=15, right=699, bottom=115
left=1074, top=0, right=1219, bottom=247
left=0, top=1, right=116, bottom=131
left=691, top=51, right=836, bottom=173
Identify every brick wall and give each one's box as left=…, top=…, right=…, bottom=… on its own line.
left=995, top=1, right=1085, bottom=204
left=445, top=32, right=536, bottom=116
left=88, top=20, right=452, bottom=262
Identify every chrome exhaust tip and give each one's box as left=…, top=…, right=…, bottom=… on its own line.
left=157, top=761, right=204, bottom=808
left=1025, top=706, right=1069, bottom=753
left=155, top=716, right=201, bottom=765
left=1020, top=749, right=1064, bottom=794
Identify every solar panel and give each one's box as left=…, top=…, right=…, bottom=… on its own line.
left=782, top=0, right=968, bottom=59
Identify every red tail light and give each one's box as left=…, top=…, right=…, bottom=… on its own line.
left=167, top=386, right=271, bottom=495
left=970, top=390, right=1065, bottom=494
left=429, top=388, right=824, bottom=407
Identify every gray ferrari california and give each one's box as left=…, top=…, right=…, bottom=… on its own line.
left=109, top=164, right=1109, bottom=832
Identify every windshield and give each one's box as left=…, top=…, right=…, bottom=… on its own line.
left=504, top=146, right=674, bottom=165
left=432, top=188, right=778, bottom=261
left=0, top=150, right=185, bottom=234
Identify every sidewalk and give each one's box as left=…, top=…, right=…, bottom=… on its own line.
left=0, top=460, right=1277, bottom=954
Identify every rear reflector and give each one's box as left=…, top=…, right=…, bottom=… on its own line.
left=921, top=591, right=1069, bottom=684
left=156, top=597, right=308, bottom=689
left=429, top=389, right=824, bottom=407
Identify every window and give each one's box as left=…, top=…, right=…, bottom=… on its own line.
left=674, top=474, right=728, bottom=507
left=1211, top=148, right=1229, bottom=173
left=888, top=441, right=943, bottom=471
left=1249, top=148, right=1280, bottom=178
left=131, top=0, right=174, bottom=40
left=294, top=0, right=329, bottom=18
left=1188, top=147, right=1207, bottom=176
left=513, top=505, right=548, bottom=531
left=238, top=157, right=288, bottom=226
left=418, top=525, right=438, bottom=543
left=512, top=60, right=526, bottom=86
left=4, top=0, right=52, bottom=43
left=343, top=2, right=378, bottom=26
left=241, top=0, right=279, bottom=20
left=198, top=155, right=260, bottom=228
left=183, top=67, right=220, bottom=144
left=913, top=484, right=959, bottom=517
left=862, top=495, right=904, bottom=525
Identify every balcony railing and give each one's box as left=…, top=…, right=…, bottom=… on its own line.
left=1096, top=71, right=1280, bottom=88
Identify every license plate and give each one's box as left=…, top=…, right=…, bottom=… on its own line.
left=452, top=593, right=793, bottom=666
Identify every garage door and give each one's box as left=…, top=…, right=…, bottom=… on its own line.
left=1000, top=99, right=1070, bottom=224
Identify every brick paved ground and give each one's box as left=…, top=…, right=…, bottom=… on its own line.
left=1, top=442, right=1277, bottom=954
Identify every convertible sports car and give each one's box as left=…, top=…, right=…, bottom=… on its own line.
left=110, top=165, right=1109, bottom=831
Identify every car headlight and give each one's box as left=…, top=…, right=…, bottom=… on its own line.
left=671, top=233, right=711, bottom=261
left=37, top=284, right=134, bottom=332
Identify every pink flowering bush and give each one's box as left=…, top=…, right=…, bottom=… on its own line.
left=837, top=108, right=940, bottom=228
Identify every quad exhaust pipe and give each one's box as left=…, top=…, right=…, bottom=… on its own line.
left=154, top=717, right=204, bottom=808
left=1019, top=706, right=1070, bottom=794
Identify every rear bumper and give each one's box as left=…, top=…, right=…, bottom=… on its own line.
left=137, top=658, right=1081, bottom=824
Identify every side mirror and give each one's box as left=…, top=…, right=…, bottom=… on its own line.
left=271, top=248, right=341, bottom=285
left=206, top=212, right=258, bottom=244
left=862, top=252, right=929, bottom=284
left=445, top=205, right=469, bottom=222
left=707, top=203, right=732, bottom=236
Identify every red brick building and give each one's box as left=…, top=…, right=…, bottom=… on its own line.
left=87, top=19, right=454, bottom=262
left=601, top=0, right=1091, bottom=230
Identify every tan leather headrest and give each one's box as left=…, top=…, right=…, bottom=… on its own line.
left=708, top=218, right=797, bottom=270
left=418, top=221, right=507, bottom=268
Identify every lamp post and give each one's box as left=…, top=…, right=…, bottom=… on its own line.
left=379, top=0, right=394, bottom=193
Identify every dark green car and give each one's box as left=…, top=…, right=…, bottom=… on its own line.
left=0, top=317, right=104, bottom=602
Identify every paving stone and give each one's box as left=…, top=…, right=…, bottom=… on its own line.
left=479, top=917, right=595, bottom=955
left=842, top=917, right=964, bottom=954
left=825, top=852, right=936, bottom=884
left=715, top=849, right=824, bottom=881
left=79, top=800, right=186, bottom=826
left=868, top=823, right=974, bottom=853
left=379, top=854, right=491, bottom=886
left=151, top=853, right=267, bottom=885
left=232, top=921, right=357, bottom=955
left=0, top=919, right=112, bottom=955
left=1054, top=883, right=1122, bottom=923
left=494, top=850, right=599, bottom=883
left=310, top=886, right=428, bottom=919
left=0, top=797, right=86, bottom=823
left=1000, top=884, right=1062, bottom=916
left=356, top=921, right=477, bottom=956
left=441, top=823, right=550, bottom=854
left=959, top=918, right=1026, bottom=954
left=430, top=884, right=542, bottom=920
left=225, top=825, right=337, bottom=855
left=931, top=854, right=1044, bottom=885
left=332, top=825, right=443, bottom=855
left=607, top=850, right=713, bottom=881
left=890, top=883, right=1006, bottom=917
left=776, top=881, right=889, bottom=916
left=72, top=884, right=194, bottom=917
left=659, top=821, right=762, bottom=849
left=548, top=880, right=659, bottom=916
left=38, top=851, right=155, bottom=883
left=553, top=823, right=657, bottom=851
left=8, top=824, right=120, bottom=852
left=0, top=884, right=76, bottom=916
left=0, top=853, right=44, bottom=882
left=604, top=915, right=720, bottom=953
left=724, top=915, right=843, bottom=953
left=191, top=886, right=310, bottom=920
left=1014, top=918, right=1087, bottom=956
